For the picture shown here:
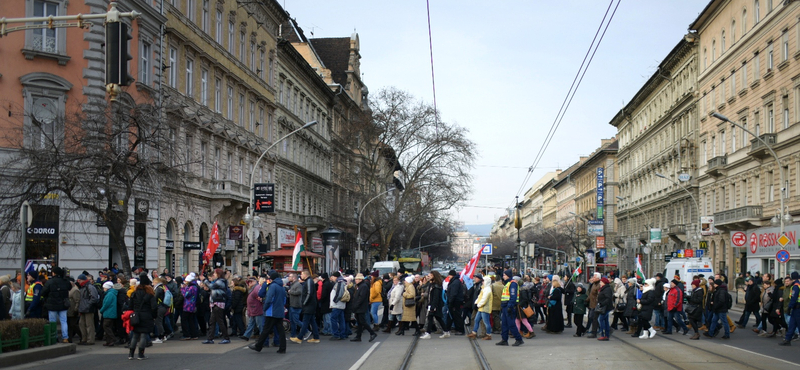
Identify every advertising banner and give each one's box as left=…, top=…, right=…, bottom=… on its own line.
left=596, top=167, right=604, bottom=220
left=650, top=228, right=662, bottom=244
left=700, top=216, right=716, bottom=236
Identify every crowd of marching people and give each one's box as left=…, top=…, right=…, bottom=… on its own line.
left=1, top=262, right=799, bottom=361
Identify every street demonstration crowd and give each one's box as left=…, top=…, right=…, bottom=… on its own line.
left=1, top=264, right=799, bottom=361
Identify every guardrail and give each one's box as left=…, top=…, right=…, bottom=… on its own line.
left=0, top=322, right=59, bottom=354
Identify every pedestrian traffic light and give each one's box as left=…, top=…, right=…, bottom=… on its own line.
left=105, top=21, right=134, bottom=86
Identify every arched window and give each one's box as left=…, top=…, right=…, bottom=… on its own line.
left=721, top=30, right=726, bottom=53
left=20, top=72, right=72, bottom=150
left=754, top=1, right=760, bottom=24
left=166, top=219, right=175, bottom=240
left=712, top=39, right=717, bottom=61
left=742, top=9, right=747, bottom=34
left=184, top=221, right=193, bottom=241
left=731, top=20, right=736, bottom=43
left=703, top=48, right=708, bottom=69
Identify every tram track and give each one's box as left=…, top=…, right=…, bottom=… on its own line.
left=399, top=336, right=491, bottom=370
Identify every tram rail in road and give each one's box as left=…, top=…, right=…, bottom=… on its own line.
left=399, top=336, right=491, bottom=370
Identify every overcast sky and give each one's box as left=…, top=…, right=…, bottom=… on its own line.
left=284, top=0, right=709, bottom=226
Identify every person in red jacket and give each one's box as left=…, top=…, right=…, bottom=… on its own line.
left=665, top=279, right=689, bottom=335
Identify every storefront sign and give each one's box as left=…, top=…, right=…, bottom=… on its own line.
left=596, top=236, right=605, bottom=249
left=165, top=240, right=174, bottom=251
left=700, top=216, right=716, bottom=236
left=596, top=167, right=604, bottom=220
left=746, top=225, right=800, bottom=258
left=229, top=226, right=243, bottom=241
left=183, top=241, right=202, bottom=250
left=278, top=228, right=295, bottom=246
left=312, top=237, right=323, bottom=253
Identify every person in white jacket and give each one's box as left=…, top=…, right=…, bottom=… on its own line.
left=612, top=277, right=629, bottom=331
left=468, top=276, right=493, bottom=340
left=385, top=276, right=404, bottom=333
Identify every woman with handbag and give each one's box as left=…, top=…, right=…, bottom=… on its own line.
left=128, top=273, right=157, bottom=360
left=572, top=283, right=588, bottom=337
left=596, top=278, right=614, bottom=340
left=624, top=279, right=639, bottom=335
left=686, top=279, right=705, bottom=340
left=398, top=275, right=417, bottom=336
left=611, top=278, right=628, bottom=332
left=515, top=276, right=535, bottom=338
left=419, top=271, right=447, bottom=340
left=544, top=280, right=564, bottom=333
left=637, top=278, right=658, bottom=339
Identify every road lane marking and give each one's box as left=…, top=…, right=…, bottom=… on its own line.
left=722, top=344, right=800, bottom=367
left=348, top=341, right=381, bottom=370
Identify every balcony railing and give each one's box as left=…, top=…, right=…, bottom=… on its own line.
left=714, top=205, right=762, bottom=226
left=749, top=133, right=778, bottom=159
left=304, top=215, right=325, bottom=227
left=667, top=224, right=686, bottom=236
left=706, top=155, right=727, bottom=177
left=210, top=180, right=249, bottom=202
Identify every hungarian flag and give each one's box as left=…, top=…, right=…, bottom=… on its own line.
left=572, top=266, right=582, bottom=280
left=635, top=255, right=646, bottom=281
left=291, top=231, right=305, bottom=271
left=459, top=247, right=482, bottom=290
left=203, top=221, right=220, bottom=265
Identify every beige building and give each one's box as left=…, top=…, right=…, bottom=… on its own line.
left=690, top=0, right=800, bottom=276
left=610, top=38, right=700, bottom=276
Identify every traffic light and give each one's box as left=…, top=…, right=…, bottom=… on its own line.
left=105, top=22, right=134, bottom=86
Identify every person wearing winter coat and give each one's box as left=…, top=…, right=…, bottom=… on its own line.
left=319, top=273, right=334, bottom=335
left=705, top=279, right=731, bottom=339
left=249, top=272, right=287, bottom=353
left=241, top=279, right=264, bottom=340
left=329, top=272, right=349, bottom=340
left=665, top=279, right=689, bottom=335
left=444, top=270, right=465, bottom=335
left=350, top=273, right=378, bottom=342
left=41, top=267, right=72, bottom=342
left=611, top=277, right=628, bottom=332
left=686, top=280, right=705, bottom=339
left=737, top=277, right=761, bottom=329
left=636, top=278, right=658, bottom=339
left=624, top=279, right=639, bottom=335
left=420, top=271, right=446, bottom=339
left=76, top=274, right=99, bottom=345
left=596, top=278, right=614, bottom=340
left=180, top=274, right=201, bottom=340
left=385, top=276, right=404, bottom=334
left=573, top=283, right=589, bottom=337
left=397, top=275, right=418, bottom=336
left=297, top=270, right=319, bottom=343
left=99, top=282, right=118, bottom=346
left=203, top=269, right=230, bottom=344
left=128, top=273, right=157, bottom=360
left=469, top=276, right=493, bottom=340
left=369, top=271, right=383, bottom=329
left=230, top=279, right=248, bottom=338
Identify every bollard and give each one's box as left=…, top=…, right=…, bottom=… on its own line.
left=20, top=328, right=29, bottom=350
left=45, top=322, right=53, bottom=346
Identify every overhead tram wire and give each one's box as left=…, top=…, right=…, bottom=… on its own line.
left=426, top=0, right=439, bottom=135
left=512, top=0, right=621, bottom=204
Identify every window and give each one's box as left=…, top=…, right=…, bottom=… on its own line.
left=767, top=104, right=774, bottom=132
left=238, top=157, right=244, bottom=183
left=721, top=30, right=726, bottom=53
left=754, top=52, right=760, bottom=79
left=279, top=80, right=284, bottom=104
left=702, top=140, right=707, bottom=163
left=226, top=85, right=233, bottom=119
left=215, top=10, right=223, bottom=43
left=29, top=0, right=61, bottom=54
left=755, top=0, right=760, bottom=24
left=731, top=71, right=736, bottom=96
left=755, top=111, right=761, bottom=135
left=202, top=0, right=209, bottom=32
left=186, top=0, right=194, bottom=22
left=185, top=59, right=194, bottom=97
left=268, top=111, right=273, bottom=141
left=169, top=47, right=178, bottom=87
left=200, top=69, right=208, bottom=105
left=742, top=61, right=748, bottom=86
left=768, top=170, right=774, bottom=202
left=269, top=55, right=275, bottom=85
left=711, top=135, right=716, bottom=157
left=250, top=41, right=256, bottom=70
left=214, top=77, right=221, bottom=112
left=226, top=153, right=232, bottom=180
left=200, top=141, right=207, bottom=177
left=743, top=9, right=748, bottom=34
left=185, top=135, right=193, bottom=171
left=703, top=48, right=708, bottom=70
left=259, top=50, right=265, bottom=78
left=249, top=100, right=255, bottom=132
left=239, top=32, right=245, bottom=61
left=259, top=106, right=264, bottom=137
left=743, top=179, right=748, bottom=205
left=140, top=42, right=151, bottom=85
left=783, top=30, right=789, bottom=61
left=741, top=118, right=748, bottom=147
left=720, top=130, right=726, bottom=155
left=732, top=20, right=736, bottom=43
left=712, top=40, right=716, bottom=61
left=228, top=21, right=235, bottom=54
left=783, top=95, right=789, bottom=129
left=23, top=74, right=69, bottom=149
left=214, top=148, right=220, bottom=181
left=168, top=127, right=176, bottom=166
left=768, top=42, right=774, bottom=70
left=238, top=93, right=245, bottom=126
left=731, top=124, right=737, bottom=152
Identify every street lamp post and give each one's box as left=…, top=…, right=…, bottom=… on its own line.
left=711, top=112, right=791, bottom=278
left=245, top=120, right=317, bottom=273
left=357, top=189, right=394, bottom=271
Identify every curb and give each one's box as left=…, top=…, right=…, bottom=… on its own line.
left=0, top=343, right=77, bottom=368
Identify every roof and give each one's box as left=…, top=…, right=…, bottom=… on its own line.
left=309, top=38, right=351, bottom=86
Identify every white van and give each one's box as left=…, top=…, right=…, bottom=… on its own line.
left=372, top=261, right=401, bottom=276
left=663, top=257, right=714, bottom=295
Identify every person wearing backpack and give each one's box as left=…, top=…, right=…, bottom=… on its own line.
left=152, top=277, right=171, bottom=343
left=704, top=279, right=731, bottom=339
left=76, top=274, right=99, bottom=345
left=329, top=272, right=348, bottom=340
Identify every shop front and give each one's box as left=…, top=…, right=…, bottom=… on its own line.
left=743, top=225, right=800, bottom=277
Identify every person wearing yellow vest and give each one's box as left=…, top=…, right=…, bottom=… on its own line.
left=25, top=271, right=43, bottom=318
left=497, top=269, right=523, bottom=346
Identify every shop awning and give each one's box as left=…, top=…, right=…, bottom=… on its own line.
left=260, top=249, right=324, bottom=258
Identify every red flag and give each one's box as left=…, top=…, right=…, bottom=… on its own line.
left=459, top=247, right=482, bottom=281
left=203, top=221, right=220, bottom=265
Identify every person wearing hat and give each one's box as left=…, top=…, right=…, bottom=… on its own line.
left=76, top=274, right=99, bottom=345
left=397, top=275, right=417, bottom=336
left=24, top=271, right=43, bottom=318
left=99, top=281, right=119, bottom=346
left=497, top=269, right=524, bottom=346
left=202, top=269, right=230, bottom=344
left=573, top=283, right=589, bottom=337
left=369, top=271, right=383, bottom=331
left=250, top=272, right=287, bottom=353
left=665, top=279, right=689, bottom=335
left=469, top=273, right=493, bottom=340
left=704, top=279, right=731, bottom=339
left=350, top=273, right=378, bottom=342
left=686, top=279, right=705, bottom=340
left=737, top=277, right=761, bottom=329
left=595, top=277, right=613, bottom=340
left=779, top=271, right=800, bottom=345
left=441, top=270, right=465, bottom=337
left=41, top=266, right=72, bottom=342
left=636, top=278, right=658, bottom=339
left=128, top=272, right=157, bottom=360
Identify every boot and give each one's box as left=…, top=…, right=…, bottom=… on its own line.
left=648, top=327, right=657, bottom=339
left=395, top=322, right=406, bottom=335
left=689, top=333, right=700, bottom=340
left=382, top=322, right=394, bottom=333
left=137, top=348, right=147, bottom=360
left=128, top=347, right=135, bottom=360
left=626, top=326, right=637, bottom=334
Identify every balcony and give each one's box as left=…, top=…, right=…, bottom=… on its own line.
left=210, top=180, right=249, bottom=203
left=706, top=155, right=727, bottom=177
left=304, top=215, right=325, bottom=228
left=638, top=231, right=649, bottom=242
left=667, top=224, right=686, bottom=236
left=749, top=133, right=778, bottom=160
left=714, top=205, right=763, bottom=230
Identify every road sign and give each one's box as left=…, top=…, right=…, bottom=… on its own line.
left=253, top=183, right=275, bottom=213
left=596, top=236, right=605, bottom=249
left=778, top=233, right=791, bottom=247
left=664, top=254, right=672, bottom=262
left=564, top=262, right=569, bottom=268
left=696, top=249, right=704, bottom=257
left=481, top=243, right=493, bottom=255
left=776, top=249, right=790, bottom=263
left=731, top=231, right=747, bottom=247
left=576, top=257, right=582, bottom=263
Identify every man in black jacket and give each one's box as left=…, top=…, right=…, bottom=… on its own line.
left=319, top=273, right=334, bottom=335
left=297, top=270, right=319, bottom=343
left=444, top=270, right=465, bottom=336
left=737, top=277, right=761, bottom=328
left=350, top=274, right=377, bottom=342
left=704, top=279, right=731, bottom=339
left=42, top=266, right=72, bottom=343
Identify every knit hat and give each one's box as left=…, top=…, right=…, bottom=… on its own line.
left=714, top=279, right=723, bottom=286
left=513, top=276, right=522, bottom=281
left=345, top=275, right=354, bottom=283
left=547, top=274, right=553, bottom=281
left=448, top=270, right=457, bottom=277
left=331, top=271, right=341, bottom=278
left=405, top=275, right=414, bottom=284
left=644, top=278, right=656, bottom=286
left=113, top=283, right=123, bottom=290
left=355, top=273, right=365, bottom=280
left=671, top=279, right=680, bottom=286
left=77, top=274, right=87, bottom=281
left=269, top=272, right=281, bottom=281
left=27, top=271, right=38, bottom=280
left=139, top=272, right=152, bottom=286
left=370, top=271, right=379, bottom=278
left=320, top=273, right=329, bottom=280
left=474, top=273, right=483, bottom=281
left=600, top=277, right=610, bottom=284
left=52, top=266, right=64, bottom=277
left=792, top=271, right=800, bottom=280
left=503, top=269, right=513, bottom=279
left=691, top=279, right=701, bottom=288
left=576, top=283, right=585, bottom=289
left=185, top=274, right=195, bottom=283
left=102, top=281, right=114, bottom=289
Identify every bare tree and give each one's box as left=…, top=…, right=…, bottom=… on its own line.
left=343, top=87, right=477, bottom=260
left=0, top=93, right=184, bottom=277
